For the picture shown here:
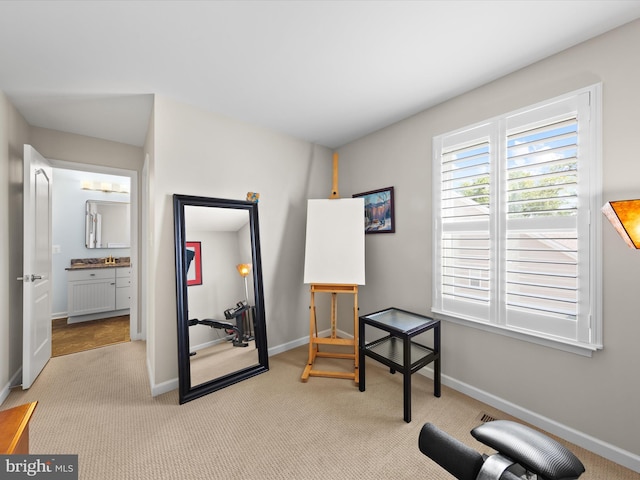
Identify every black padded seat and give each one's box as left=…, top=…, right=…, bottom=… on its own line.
left=470, top=420, right=585, bottom=480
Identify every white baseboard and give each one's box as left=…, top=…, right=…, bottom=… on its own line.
left=0, top=384, right=8, bottom=406
left=153, top=331, right=640, bottom=473
left=151, top=377, right=179, bottom=397
left=147, top=356, right=178, bottom=397
left=130, top=331, right=143, bottom=341
left=267, top=330, right=332, bottom=356
left=417, top=366, right=640, bottom=473
left=191, top=336, right=233, bottom=354
left=0, top=368, right=23, bottom=407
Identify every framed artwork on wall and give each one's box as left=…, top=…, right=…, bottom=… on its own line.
left=353, top=186, right=395, bottom=234
left=186, top=241, right=202, bottom=286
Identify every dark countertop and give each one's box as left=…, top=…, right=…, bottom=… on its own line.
left=65, top=257, right=131, bottom=271
left=66, top=263, right=130, bottom=271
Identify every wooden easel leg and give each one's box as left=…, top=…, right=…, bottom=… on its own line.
left=301, top=292, right=317, bottom=381
left=330, top=292, right=337, bottom=339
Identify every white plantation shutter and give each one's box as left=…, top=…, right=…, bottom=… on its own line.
left=433, top=87, right=601, bottom=351
left=439, top=132, right=492, bottom=321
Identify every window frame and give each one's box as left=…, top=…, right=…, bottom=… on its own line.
left=431, top=85, right=603, bottom=356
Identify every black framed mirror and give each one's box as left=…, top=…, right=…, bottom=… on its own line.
left=173, top=194, right=269, bottom=404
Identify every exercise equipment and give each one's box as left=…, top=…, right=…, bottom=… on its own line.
left=419, top=420, right=585, bottom=480
left=189, top=301, right=251, bottom=348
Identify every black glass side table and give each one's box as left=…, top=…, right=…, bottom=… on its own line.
left=359, top=307, right=440, bottom=423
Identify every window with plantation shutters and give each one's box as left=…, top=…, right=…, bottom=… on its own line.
left=432, top=86, right=602, bottom=354
left=439, top=135, right=492, bottom=321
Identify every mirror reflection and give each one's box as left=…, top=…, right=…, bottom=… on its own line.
left=174, top=195, right=269, bottom=404
left=85, top=200, right=130, bottom=248
left=184, top=206, right=258, bottom=387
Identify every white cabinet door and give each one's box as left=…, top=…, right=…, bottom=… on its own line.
left=67, top=269, right=116, bottom=316
left=116, top=287, right=131, bottom=310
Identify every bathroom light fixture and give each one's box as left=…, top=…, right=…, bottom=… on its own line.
left=602, top=199, right=640, bottom=249
left=81, top=180, right=129, bottom=194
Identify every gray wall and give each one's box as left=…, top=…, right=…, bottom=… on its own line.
left=146, top=95, right=333, bottom=391
left=338, top=19, right=640, bottom=462
left=0, top=91, right=30, bottom=401
left=30, top=127, right=143, bottom=171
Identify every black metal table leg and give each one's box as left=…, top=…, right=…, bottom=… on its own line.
left=359, top=314, right=366, bottom=392
left=403, top=336, right=411, bottom=422
left=434, top=322, right=441, bottom=397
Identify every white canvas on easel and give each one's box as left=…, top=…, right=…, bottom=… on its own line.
left=303, top=198, right=365, bottom=285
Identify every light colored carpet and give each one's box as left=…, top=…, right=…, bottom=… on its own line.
left=3, top=341, right=638, bottom=479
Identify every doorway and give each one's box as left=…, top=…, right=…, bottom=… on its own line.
left=47, top=161, right=140, bottom=356
left=52, top=314, right=130, bottom=356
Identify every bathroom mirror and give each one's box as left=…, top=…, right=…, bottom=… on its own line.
left=173, top=194, right=269, bottom=404
left=85, top=200, right=131, bottom=248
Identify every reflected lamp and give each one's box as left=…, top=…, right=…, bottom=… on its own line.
left=236, top=263, right=251, bottom=277
left=602, top=199, right=640, bottom=249
left=236, top=263, right=252, bottom=303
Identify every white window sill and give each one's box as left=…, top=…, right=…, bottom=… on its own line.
left=431, top=309, right=602, bottom=357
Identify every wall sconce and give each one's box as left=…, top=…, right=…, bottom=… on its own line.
left=81, top=181, right=129, bottom=194
left=601, top=199, right=640, bottom=249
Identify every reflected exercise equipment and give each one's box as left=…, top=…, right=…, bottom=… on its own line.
left=173, top=194, right=269, bottom=404
left=188, top=301, right=251, bottom=349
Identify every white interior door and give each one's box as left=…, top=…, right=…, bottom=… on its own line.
left=21, top=145, right=53, bottom=389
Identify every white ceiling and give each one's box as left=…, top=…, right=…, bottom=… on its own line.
left=1, top=1, right=639, bottom=149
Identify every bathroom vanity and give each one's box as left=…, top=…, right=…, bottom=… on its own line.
left=66, top=258, right=131, bottom=323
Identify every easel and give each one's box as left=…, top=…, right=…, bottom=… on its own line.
left=301, top=153, right=359, bottom=384
left=301, top=283, right=359, bottom=383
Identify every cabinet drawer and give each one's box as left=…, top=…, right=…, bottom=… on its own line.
left=116, top=267, right=131, bottom=278
left=67, top=268, right=115, bottom=282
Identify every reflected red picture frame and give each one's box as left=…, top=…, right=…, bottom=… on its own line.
left=186, top=241, right=202, bottom=286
